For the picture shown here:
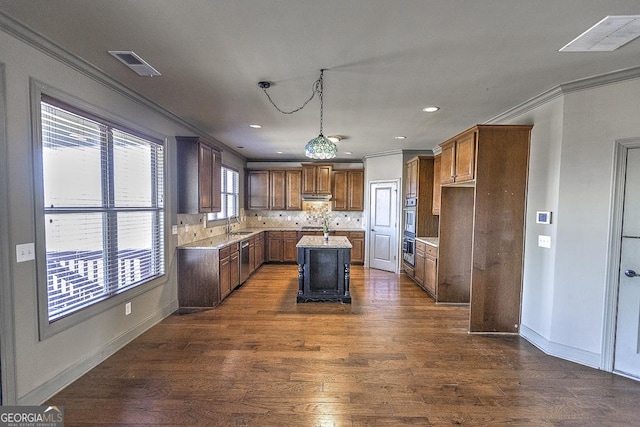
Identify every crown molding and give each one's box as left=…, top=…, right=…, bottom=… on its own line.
left=0, top=11, right=245, bottom=160
left=362, top=149, right=405, bottom=160
left=486, top=65, right=640, bottom=124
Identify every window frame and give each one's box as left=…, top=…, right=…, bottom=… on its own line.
left=207, top=165, right=240, bottom=225
left=31, top=80, right=169, bottom=340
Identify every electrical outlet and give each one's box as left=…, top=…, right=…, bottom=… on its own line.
left=16, top=243, right=35, bottom=263
left=538, top=235, right=551, bottom=248
left=125, top=302, right=132, bottom=315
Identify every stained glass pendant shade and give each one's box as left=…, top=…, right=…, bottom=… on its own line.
left=304, top=134, right=337, bottom=159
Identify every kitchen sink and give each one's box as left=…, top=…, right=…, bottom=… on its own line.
left=229, top=231, right=253, bottom=235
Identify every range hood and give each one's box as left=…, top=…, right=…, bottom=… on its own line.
left=301, top=193, right=332, bottom=201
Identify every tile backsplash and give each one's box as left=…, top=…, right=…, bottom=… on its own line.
left=177, top=203, right=364, bottom=246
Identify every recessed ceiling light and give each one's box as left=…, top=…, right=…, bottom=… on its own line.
left=560, top=15, right=640, bottom=52
left=327, top=135, right=342, bottom=143
left=394, top=136, right=407, bottom=140
left=276, top=151, right=283, bottom=154
left=344, top=151, right=353, bottom=155
left=422, top=106, right=440, bottom=113
left=249, top=124, right=262, bottom=129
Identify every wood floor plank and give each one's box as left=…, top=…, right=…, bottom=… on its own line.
left=47, top=264, right=640, bottom=426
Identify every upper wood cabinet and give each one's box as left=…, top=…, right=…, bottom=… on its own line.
left=269, top=170, right=286, bottom=210
left=333, top=169, right=364, bottom=211
left=404, top=156, right=439, bottom=237
left=176, top=136, right=222, bottom=214
left=247, top=170, right=270, bottom=210
left=405, top=158, right=418, bottom=199
left=302, top=163, right=333, bottom=195
left=432, top=155, right=441, bottom=215
left=248, top=169, right=302, bottom=210
left=440, top=129, right=477, bottom=185
left=285, top=170, right=302, bottom=210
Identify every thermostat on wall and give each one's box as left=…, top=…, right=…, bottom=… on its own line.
left=536, top=211, right=551, bottom=224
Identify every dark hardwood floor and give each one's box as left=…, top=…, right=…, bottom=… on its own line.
left=48, top=265, right=640, bottom=426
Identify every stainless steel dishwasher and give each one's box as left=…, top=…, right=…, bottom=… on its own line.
left=240, top=238, right=250, bottom=283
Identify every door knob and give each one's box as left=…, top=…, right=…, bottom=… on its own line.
left=624, top=269, right=638, bottom=278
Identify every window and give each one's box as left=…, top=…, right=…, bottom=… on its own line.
left=40, top=96, right=164, bottom=323
left=208, top=166, right=239, bottom=221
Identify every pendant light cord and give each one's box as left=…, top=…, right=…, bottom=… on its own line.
left=260, top=70, right=324, bottom=117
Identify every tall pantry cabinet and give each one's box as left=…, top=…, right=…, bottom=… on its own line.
left=437, top=124, right=532, bottom=333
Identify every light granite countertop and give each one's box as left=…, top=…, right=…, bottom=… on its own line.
left=416, top=237, right=439, bottom=247
left=296, top=235, right=352, bottom=249
left=179, top=227, right=364, bottom=249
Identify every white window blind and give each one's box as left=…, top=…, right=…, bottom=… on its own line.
left=209, top=166, right=239, bottom=221
left=41, top=98, right=165, bottom=322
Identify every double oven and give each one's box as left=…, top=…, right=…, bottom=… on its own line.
left=402, top=198, right=417, bottom=266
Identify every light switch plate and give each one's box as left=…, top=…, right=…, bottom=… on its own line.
left=16, top=243, right=35, bottom=263
left=538, top=235, right=551, bottom=248
left=172, top=225, right=178, bottom=235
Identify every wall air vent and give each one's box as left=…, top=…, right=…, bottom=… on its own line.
left=108, top=51, right=161, bottom=76
left=560, top=15, right=640, bottom=52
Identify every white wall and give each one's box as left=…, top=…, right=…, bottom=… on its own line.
left=0, top=27, right=244, bottom=403
left=502, top=76, right=640, bottom=367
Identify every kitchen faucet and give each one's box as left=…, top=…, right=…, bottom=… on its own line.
left=226, top=215, right=240, bottom=234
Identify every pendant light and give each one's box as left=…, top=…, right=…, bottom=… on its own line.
left=304, top=70, right=337, bottom=159
left=259, top=69, right=337, bottom=159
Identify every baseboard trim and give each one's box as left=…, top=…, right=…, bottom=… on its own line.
left=520, top=324, right=601, bottom=369
left=18, top=300, right=178, bottom=405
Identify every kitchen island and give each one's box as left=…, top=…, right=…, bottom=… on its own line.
left=296, top=235, right=352, bottom=303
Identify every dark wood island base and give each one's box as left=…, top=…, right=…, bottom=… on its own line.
left=296, top=236, right=352, bottom=303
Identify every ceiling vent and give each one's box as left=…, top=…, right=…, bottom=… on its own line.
left=108, top=51, right=161, bottom=76
left=560, top=15, right=640, bottom=52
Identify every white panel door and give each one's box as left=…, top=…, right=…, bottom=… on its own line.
left=614, top=147, right=640, bottom=378
left=369, top=181, right=398, bottom=272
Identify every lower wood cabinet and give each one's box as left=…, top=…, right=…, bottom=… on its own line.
left=178, top=241, right=240, bottom=309
left=254, top=232, right=265, bottom=271
left=267, top=231, right=298, bottom=262
left=410, top=240, right=437, bottom=297
left=333, top=231, right=365, bottom=264
left=283, top=232, right=298, bottom=262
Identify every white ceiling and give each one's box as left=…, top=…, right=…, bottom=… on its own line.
left=1, top=1, right=639, bottom=161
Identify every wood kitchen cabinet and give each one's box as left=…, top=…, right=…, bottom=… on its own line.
left=266, top=231, right=297, bottom=262
left=283, top=231, right=298, bottom=262
left=437, top=124, right=532, bottom=333
left=176, top=136, right=222, bottom=214
left=410, top=239, right=437, bottom=297
left=269, top=170, right=286, bottom=210
left=404, top=156, right=439, bottom=238
left=247, top=170, right=270, bottom=210
left=333, top=169, right=364, bottom=211
left=267, top=231, right=283, bottom=262
left=432, top=155, right=441, bottom=215
left=219, top=245, right=232, bottom=300
left=285, top=170, right=302, bottom=210
left=332, top=230, right=365, bottom=264
left=254, top=232, right=265, bottom=271
left=302, top=163, right=332, bottom=195
left=405, top=158, right=418, bottom=199
left=178, top=241, right=239, bottom=310
left=349, top=231, right=365, bottom=264
left=414, top=241, right=425, bottom=288
left=248, top=169, right=302, bottom=210
left=440, top=129, right=477, bottom=185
